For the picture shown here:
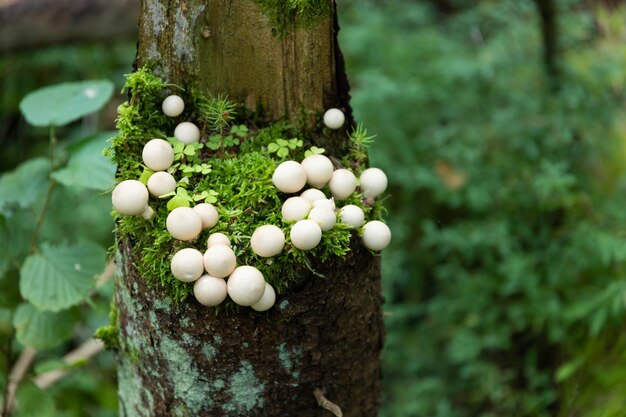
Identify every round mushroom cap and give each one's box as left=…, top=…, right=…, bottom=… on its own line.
left=147, top=171, right=177, bottom=197
left=272, top=161, right=307, bottom=193
left=301, top=154, right=334, bottom=188
left=166, top=207, right=203, bottom=241
left=362, top=220, right=392, bottom=251
left=227, top=266, right=266, bottom=306
left=300, top=188, right=327, bottom=202
left=290, top=219, right=322, bottom=250
left=162, top=95, right=185, bottom=117
left=207, top=232, right=231, bottom=248
left=203, top=245, right=237, bottom=278
left=171, top=248, right=204, bottom=282
left=308, top=207, right=336, bottom=231
left=339, top=205, right=365, bottom=228
left=174, top=122, right=200, bottom=144
left=328, top=169, right=357, bottom=200
left=281, top=197, right=312, bottom=222
left=360, top=167, right=388, bottom=198
left=193, top=274, right=228, bottom=306
left=323, top=108, right=345, bottom=130
left=142, top=139, right=175, bottom=171
left=251, top=283, right=276, bottom=312
left=193, top=203, right=219, bottom=229
left=250, top=225, right=285, bottom=257
left=112, top=180, right=149, bottom=216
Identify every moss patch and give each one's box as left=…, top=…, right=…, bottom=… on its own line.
left=252, top=0, right=332, bottom=34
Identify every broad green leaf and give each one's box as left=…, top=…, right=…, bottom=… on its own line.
left=20, top=241, right=105, bottom=312
left=51, top=132, right=117, bottom=191
left=13, top=303, right=75, bottom=350
left=19, top=80, right=114, bottom=127
left=138, top=168, right=154, bottom=185
left=277, top=148, right=289, bottom=158
left=276, top=138, right=288, bottom=146
left=15, top=381, right=56, bottom=417
left=0, top=158, right=50, bottom=215
left=267, top=143, right=279, bottom=153
left=183, top=145, right=196, bottom=156
left=167, top=196, right=190, bottom=210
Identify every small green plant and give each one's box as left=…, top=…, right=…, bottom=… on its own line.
left=267, top=138, right=303, bottom=158
left=304, top=146, right=325, bottom=157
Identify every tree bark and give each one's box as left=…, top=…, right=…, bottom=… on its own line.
left=115, top=1, right=383, bottom=416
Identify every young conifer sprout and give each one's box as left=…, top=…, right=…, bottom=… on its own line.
left=142, top=138, right=174, bottom=171
left=227, top=265, right=266, bottom=306
left=174, top=121, right=200, bottom=144
left=307, top=207, right=336, bottom=231
left=312, top=197, right=336, bottom=211
left=207, top=233, right=230, bottom=248
left=193, top=203, right=219, bottom=229
left=328, top=169, right=357, bottom=200
left=272, top=161, right=307, bottom=193
left=170, top=248, right=204, bottom=282
left=323, top=108, right=345, bottom=130
left=203, top=245, right=237, bottom=278
left=166, top=207, right=203, bottom=241
left=193, top=274, right=228, bottom=306
left=141, top=206, right=155, bottom=220
left=300, top=188, right=327, bottom=202
left=362, top=220, right=392, bottom=251
left=250, top=225, right=285, bottom=257
left=112, top=179, right=149, bottom=215
left=360, top=167, right=388, bottom=198
left=290, top=219, right=322, bottom=250
left=251, top=282, right=276, bottom=312
left=147, top=171, right=177, bottom=197
left=162, top=94, right=185, bottom=117
left=281, top=197, right=312, bottom=222
left=339, top=204, right=365, bottom=228
left=301, top=154, right=334, bottom=188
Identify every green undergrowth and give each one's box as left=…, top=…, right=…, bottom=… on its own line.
left=252, top=0, right=332, bottom=34
left=110, top=68, right=381, bottom=305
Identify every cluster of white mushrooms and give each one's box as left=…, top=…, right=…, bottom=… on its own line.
left=111, top=97, right=391, bottom=311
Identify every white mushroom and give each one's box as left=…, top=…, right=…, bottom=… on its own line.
left=281, top=197, right=312, bottom=222
left=141, top=206, right=155, bottom=220
left=162, top=95, right=185, bottom=117
left=203, top=245, right=237, bottom=278
left=339, top=205, right=365, bottom=228
left=360, top=167, right=388, bottom=198
left=323, top=108, right=345, bottom=130
left=290, top=219, right=322, bottom=250
left=272, top=161, right=307, bottom=193
left=147, top=171, right=177, bottom=197
left=166, top=207, right=203, bottom=241
left=193, top=203, right=219, bottom=229
left=251, top=283, right=276, bottom=312
left=227, top=266, right=266, bottom=306
left=300, top=188, right=326, bottom=202
left=328, top=169, right=357, bottom=200
left=142, top=139, right=174, bottom=171
left=301, top=154, right=334, bottom=188
left=308, top=207, right=336, bottom=231
left=174, top=122, right=200, bottom=144
left=250, top=225, right=285, bottom=257
left=207, top=232, right=230, bottom=248
left=362, top=220, right=392, bottom=251
left=170, top=248, right=204, bottom=282
left=193, top=274, right=228, bottom=306
left=112, top=180, right=149, bottom=216
left=312, top=198, right=336, bottom=211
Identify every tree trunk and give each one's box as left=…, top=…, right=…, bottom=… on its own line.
left=115, top=1, right=383, bottom=416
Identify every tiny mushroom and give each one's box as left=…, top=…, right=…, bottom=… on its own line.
left=227, top=265, right=266, bottom=306
left=162, top=95, right=185, bottom=117
left=312, top=197, right=336, bottom=211
left=174, top=122, right=200, bottom=144
left=171, top=248, right=204, bottom=282
left=362, top=220, right=392, bottom=251
left=141, top=206, right=155, bottom=220
left=281, top=197, right=312, bottom=222
left=147, top=171, right=177, bottom=197
left=193, top=203, right=219, bottom=229
left=323, top=108, right=345, bottom=130
left=193, top=274, right=228, bottom=306
left=339, top=204, right=365, bottom=228
left=300, top=188, right=327, bottom=202
left=328, top=169, right=357, bottom=200
left=301, top=154, right=334, bottom=188
left=251, top=283, right=276, bottom=312
left=142, top=139, right=174, bottom=171
left=307, top=207, right=336, bottom=231
left=207, top=232, right=230, bottom=248
left=290, top=219, right=322, bottom=250
left=203, top=245, right=237, bottom=278
left=360, top=167, right=388, bottom=198
left=112, top=180, right=149, bottom=216
left=166, top=207, right=203, bottom=241
left=250, top=225, right=285, bottom=257
left=272, top=161, right=307, bottom=193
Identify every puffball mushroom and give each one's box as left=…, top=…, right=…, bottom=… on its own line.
left=290, top=219, right=322, bottom=250
left=250, top=225, right=285, bottom=257
left=272, top=161, right=307, bottom=193
left=142, top=139, right=174, bottom=171
left=193, top=274, right=228, bottom=306
left=147, top=171, right=177, bottom=197
left=162, top=95, right=185, bottom=117
left=227, top=266, right=266, bottom=306
left=166, top=207, right=203, bottom=241
left=301, top=154, right=334, bottom=188
left=362, top=220, right=392, bottom=251
left=193, top=203, right=219, bottom=229
left=300, top=188, right=326, bottom=202
left=171, top=248, right=204, bottom=282
left=251, top=283, right=276, bottom=312
left=174, top=122, right=200, bottom=144
left=323, top=108, right=345, bottom=130
left=328, top=169, right=357, bottom=200
left=308, top=207, right=336, bottom=231
left=281, top=197, right=312, bottom=222
left=207, top=233, right=230, bottom=248
left=312, top=198, right=336, bottom=211
left=203, top=245, right=237, bottom=278
left=360, top=167, right=388, bottom=198
left=339, top=204, right=365, bottom=228
left=112, top=180, right=149, bottom=215
left=141, top=206, right=155, bottom=220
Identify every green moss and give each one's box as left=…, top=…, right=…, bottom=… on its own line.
left=252, top=0, right=332, bottom=35
left=94, top=299, right=120, bottom=350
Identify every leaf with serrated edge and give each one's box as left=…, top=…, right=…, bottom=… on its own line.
left=13, top=303, right=75, bottom=350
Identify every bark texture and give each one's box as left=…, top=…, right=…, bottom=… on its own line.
left=117, top=1, right=383, bottom=416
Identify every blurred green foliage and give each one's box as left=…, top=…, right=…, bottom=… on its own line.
left=340, top=0, right=626, bottom=416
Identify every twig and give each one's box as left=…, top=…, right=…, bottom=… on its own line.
left=313, top=388, right=343, bottom=417
left=3, top=347, right=37, bottom=415
left=35, top=339, right=105, bottom=389
left=96, top=261, right=116, bottom=289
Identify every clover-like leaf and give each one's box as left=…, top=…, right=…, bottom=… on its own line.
left=167, top=195, right=190, bottom=210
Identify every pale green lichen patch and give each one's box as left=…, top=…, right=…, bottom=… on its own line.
left=213, top=335, right=223, bottom=344
left=278, top=299, right=289, bottom=310
left=117, top=355, right=156, bottom=417
left=202, top=343, right=217, bottom=361
left=222, top=360, right=265, bottom=414
left=173, top=4, right=206, bottom=63
left=278, top=343, right=302, bottom=383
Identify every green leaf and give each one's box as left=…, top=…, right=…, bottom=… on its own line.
left=138, top=168, right=155, bottom=185
left=193, top=191, right=209, bottom=201
left=13, top=303, right=75, bottom=350
left=183, top=145, right=196, bottom=156
left=0, top=158, right=50, bottom=215
left=19, top=80, right=114, bottom=127
left=276, top=138, right=288, bottom=146
left=167, top=195, right=190, bottom=210
left=15, top=381, right=56, bottom=417
left=277, top=147, right=289, bottom=158
left=0, top=308, right=13, bottom=336
left=173, top=142, right=185, bottom=153
left=267, top=143, right=279, bottom=153
left=51, top=132, right=117, bottom=191
left=20, top=241, right=105, bottom=312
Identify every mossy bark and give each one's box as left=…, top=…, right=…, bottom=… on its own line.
left=117, top=1, right=383, bottom=416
